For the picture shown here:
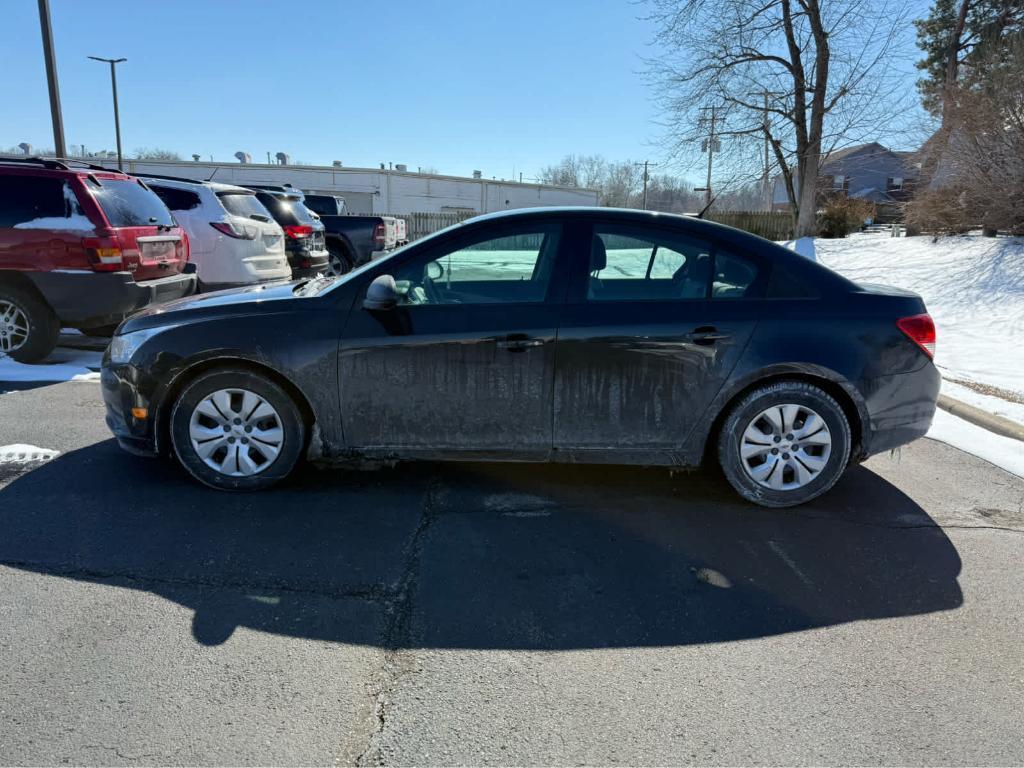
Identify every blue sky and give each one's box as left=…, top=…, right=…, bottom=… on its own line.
left=0, top=0, right=662, bottom=178
left=1, top=1, right=932, bottom=180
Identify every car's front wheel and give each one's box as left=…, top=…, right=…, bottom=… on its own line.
left=717, top=381, right=852, bottom=508
left=170, top=368, right=306, bottom=491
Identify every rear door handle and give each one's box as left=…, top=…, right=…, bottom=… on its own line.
left=496, top=334, right=545, bottom=351
left=687, top=327, right=731, bottom=345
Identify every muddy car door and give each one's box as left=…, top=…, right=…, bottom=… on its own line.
left=552, top=220, right=762, bottom=461
left=338, top=221, right=568, bottom=459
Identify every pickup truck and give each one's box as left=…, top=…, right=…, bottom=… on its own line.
left=304, top=194, right=405, bottom=275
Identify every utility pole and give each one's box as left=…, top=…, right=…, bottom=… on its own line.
left=88, top=56, right=127, bottom=170
left=701, top=105, right=718, bottom=207
left=37, top=0, right=66, bottom=158
left=747, top=90, right=777, bottom=210
left=633, top=160, right=657, bottom=209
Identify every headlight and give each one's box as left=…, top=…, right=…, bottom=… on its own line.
left=108, top=326, right=174, bottom=364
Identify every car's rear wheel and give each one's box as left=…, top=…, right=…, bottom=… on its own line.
left=326, top=242, right=353, bottom=276
left=0, top=285, right=59, bottom=364
left=717, top=381, right=851, bottom=508
left=170, top=368, right=305, bottom=491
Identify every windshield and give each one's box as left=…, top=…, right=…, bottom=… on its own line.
left=90, top=178, right=175, bottom=227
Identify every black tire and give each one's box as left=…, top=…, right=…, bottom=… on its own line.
left=717, top=381, right=852, bottom=508
left=0, top=283, right=59, bottom=364
left=170, top=368, right=306, bottom=491
left=326, top=241, right=353, bottom=276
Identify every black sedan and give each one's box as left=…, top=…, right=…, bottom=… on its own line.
left=101, top=207, right=939, bottom=507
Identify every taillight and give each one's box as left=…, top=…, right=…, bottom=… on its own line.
left=373, top=222, right=386, bottom=246
left=210, top=221, right=256, bottom=240
left=82, top=237, right=124, bottom=272
left=897, top=313, right=936, bottom=358
left=283, top=225, right=313, bottom=239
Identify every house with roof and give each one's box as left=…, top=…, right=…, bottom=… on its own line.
left=772, top=142, right=920, bottom=221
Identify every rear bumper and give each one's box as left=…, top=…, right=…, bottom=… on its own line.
left=860, top=361, right=940, bottom=457
left=289, top=247, right=330, bottom=278
left=28, top=270, right=197, bottom=329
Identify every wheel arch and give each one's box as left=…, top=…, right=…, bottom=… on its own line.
left=154, top=356, right=317, bottom=456
left=700, top=368, right=867, bottom=466
left=0, top=270, right=51, bottom=304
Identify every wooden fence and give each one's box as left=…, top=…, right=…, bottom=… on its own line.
left=371, top=209, right=796, bottom=243
left=703, top=211, right=794, bottom=241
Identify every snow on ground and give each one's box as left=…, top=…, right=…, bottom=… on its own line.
left=804, top=232, right=1024, bottom=397
left=0, top=348, right=103, bottom=385
left=927, top=409, right=1024, bottom=478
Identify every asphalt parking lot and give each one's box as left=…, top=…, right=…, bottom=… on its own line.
left=1, top=378, right=1023, bottom=766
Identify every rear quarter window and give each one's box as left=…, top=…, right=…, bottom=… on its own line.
left=150, top=185, right=201, bottom=212
left=0, top=175, right=92, bottom=230
left=88, top=178, right=174, bottom=227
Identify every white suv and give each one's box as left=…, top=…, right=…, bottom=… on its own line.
left=143, top=177, right=291, bottom=290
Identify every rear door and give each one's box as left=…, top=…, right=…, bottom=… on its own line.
left=339, top=219, right=568, bottom=458
left=553, top=219, right=764, bottom=457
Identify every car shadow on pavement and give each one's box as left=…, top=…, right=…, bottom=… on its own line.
left=0, top=439, right=963, bottom=649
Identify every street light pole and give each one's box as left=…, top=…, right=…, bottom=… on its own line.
left=37, top=0, right=66, bottom=158
left=88, top=56, right=127, bottom=170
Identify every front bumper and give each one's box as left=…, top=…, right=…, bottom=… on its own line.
left=860, top=360, right=941, bottom=457
left=101, top=362, right=159, bottom=456
left=29, top=270, right=197, bottom=330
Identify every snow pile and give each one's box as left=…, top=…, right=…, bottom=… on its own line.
left=809, top=232, right=1024, bottom=396
left=926, top=409, right=1024, bottom=478
left=0, top=348, right=103, bottom=384
left=0, top=444, right=59, bottom=464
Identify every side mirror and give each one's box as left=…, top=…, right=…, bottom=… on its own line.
left=363, top=274, right=399, bottom=310
left=425, top=260, right=444, bottom=280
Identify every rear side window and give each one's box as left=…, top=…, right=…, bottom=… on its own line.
left=0, top=175, right=91, bottom=230
left=219, top=192, right=272, bottom=219
left=149, top=185, right=201, bottom=212
left=587, top=226, right=713, bottom=301
left=766, top=262, right=820, bottom=298
left=303, top=195, right=338, bottom=216
left=711, top=251, right=759, bottom=299
left=89, top=178, right=174, bottom=227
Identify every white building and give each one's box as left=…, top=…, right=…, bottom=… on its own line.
left=94, top=159, right=599, bottom=215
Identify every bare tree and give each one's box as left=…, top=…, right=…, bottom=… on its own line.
left=646, top=0, right=913, bottom=236
left=132, top=147, right=182, bottom=161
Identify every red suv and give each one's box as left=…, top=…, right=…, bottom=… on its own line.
left=0, top=158, right=196, bottom=362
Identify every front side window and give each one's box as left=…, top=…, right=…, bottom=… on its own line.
left=588, top=226, right=712, bottom=301
left=90, top=178, right=174, bottom=227
left=391, top=225, right=561, bottom=305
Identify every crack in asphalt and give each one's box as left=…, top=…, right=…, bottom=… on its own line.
left=354, top=479, right=439, bottom=767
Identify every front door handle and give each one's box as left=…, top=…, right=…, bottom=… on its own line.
left=687, top=327, right=731, bottom=345
left=496, top=334, right=544, bottom=352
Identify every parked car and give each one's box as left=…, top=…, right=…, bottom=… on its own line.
left=244, top=187, right=328, bottom=278
left=318, top=212, right=403, bottom=275
left=142, top=177, right=290, bottom=290
left=101, top=206, right=939, bottom=507
left=0, top=157, right=195, bottom=362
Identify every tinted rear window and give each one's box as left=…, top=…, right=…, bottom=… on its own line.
left=303, top=195, right=341, bottom=216
left=219, top=192, right=272, bottom=219
left=256, top=192, right=315, bottom=226
left=89, top=178, right=174, bottom=227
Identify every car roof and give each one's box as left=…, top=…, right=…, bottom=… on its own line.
left=0, top=157, right=133, bottom=181
left=139, top=176, right=254, bottom=195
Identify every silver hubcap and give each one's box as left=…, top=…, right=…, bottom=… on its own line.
left=740, top=404, right=832, bottom=491
left=0, top=300, right=29, bottom=353
left=189, top=388, right=284, bottom=477
left=327, top=251, right=347, bottom=276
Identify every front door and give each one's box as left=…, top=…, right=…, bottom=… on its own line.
left=553, top=220, right=762, bottom=459
left=339, top=221, right=567, bottom=459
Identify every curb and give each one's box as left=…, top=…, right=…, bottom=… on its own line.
left=937, top=394, right=1024, bottom=443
